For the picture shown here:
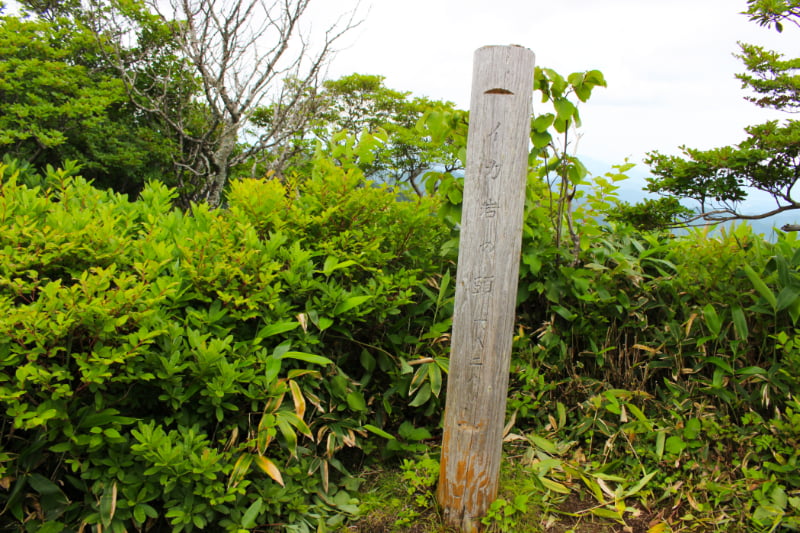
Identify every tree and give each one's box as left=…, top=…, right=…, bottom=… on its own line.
left=607, top=197, right=693, bottom=232
left=0, top=12, right=176, bottom=196
left=249, top=73, right=465, bottom=195
left=314, top=74, right=463, bottom=195
left=85, top=0, right=360, bottom=207
left=643, top=0, right=800, bottom=227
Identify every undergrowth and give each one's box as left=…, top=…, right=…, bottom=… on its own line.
left=2, top=83, right=800, bottom=530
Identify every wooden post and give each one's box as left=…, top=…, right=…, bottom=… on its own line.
left=438, top=45, right=535, bottom=532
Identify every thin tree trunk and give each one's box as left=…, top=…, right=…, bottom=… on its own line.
left=206, top=125, right=237, bottom=207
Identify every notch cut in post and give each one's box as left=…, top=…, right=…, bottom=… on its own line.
left=437, top=45, right=535, bottom=532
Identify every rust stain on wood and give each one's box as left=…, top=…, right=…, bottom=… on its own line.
left=484, top=88, right=513, bottom=95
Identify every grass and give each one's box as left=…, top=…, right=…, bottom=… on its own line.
left=340, top=445, right=670, bottom=533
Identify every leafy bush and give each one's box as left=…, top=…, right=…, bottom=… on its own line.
left=0, top=155, right=448, bottom=532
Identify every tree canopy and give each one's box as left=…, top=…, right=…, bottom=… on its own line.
left=643, top=0, right=800, bottom=227
left=0, top=12, right=176, bottom=196
left=316, top=74, right=463, bottom=195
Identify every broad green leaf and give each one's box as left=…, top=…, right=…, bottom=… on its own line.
left=27, top=474, right=62, bottom=496
left=257, top=413, right=276, bottom=455
left=567, top=159, right=588, bottom=184
left=532, top=113, right=555, bottom=132
left=103, top=428, right=122, bottom=439
left=363, top=424, right=396, bottom=440
left=334, top=295, right=372, bottom=315
left=529, top=435, right=558, bottom=455
left=34, top=523, right=65, bottom=533
left=742, top=264, right=777, bottom=311
left=281, top=351, right=333, bottom=366
left=277, top=419, right=298, bottom=458
left=552, top=305, right=577, bottom=321
left=98, top=482, right=118, bottom=527
left=544, top=68, right=567, bottom=95
left=585, top=69, right=607, bottom=87
left=531, top=130, right=552, bottom=149
left=623, top=470, right=657, bottom=498
left=346, top=390, right=367, bottom=412
left=264, top=355, right=281, bottom=383
left=553, top=98, right=577, bottom=122
left=321, top=257, right=358, bottom=276
left=288, top=379, right=306, bottom=420
left=574, top=84, right=592, bottom=102
left=736, top=366, right=766, bottom=376
left=591, top=507, right=623, bottom=520
left=409, top=382, right=431, bottom=407
left=436, top=269, right=451, bottom=311
left=731, top=306, right=749, bottom=340
left=581, top=474, right=605, bottom=502
left=704, top=356, right=734, bottom=374
left=655, top=431, right=666, bottom=460
left=702, top=304, right=722, bottom=338
left=790, top=297, right=800, bottom=325
left=242, top=498, right=264, bottom=528
left=776, top=285, right=800, bottom=311
left=78, top=408, right=124, bottom=429
left=554, top=115, right=569, bottom=134
left=665, top=436, right=686, bottom=455
left=593, top=472, right=627, bottom=482
left=625, top=403, right=652, bottom=430
left=539, top=476, right=570, bottom=494
left=771, top=485, right=788, bottom=509
left=322, top=255, right=338, bottom=274
left=397, top=421, right=432, bottom=441
left=359, top=349, right=376, bottom=374
left=256, top=321, right=298, bottom=340
left=277, top=410, right=312, bottom=439
left=557, top=402, right=567, bottom=429
left=683, top=418, right=701, bottom=440
left=429, top=363, right=443, bottom=397
left=409, top=364, right=429, bottom=393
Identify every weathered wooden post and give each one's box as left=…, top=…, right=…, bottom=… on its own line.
left=438, top=45, right=535, bottom=532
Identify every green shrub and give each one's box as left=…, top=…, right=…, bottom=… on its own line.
left=0, top=157, right=448, bottom=532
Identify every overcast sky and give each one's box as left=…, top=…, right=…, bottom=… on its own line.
left=314, top=0, right=793, bottom=176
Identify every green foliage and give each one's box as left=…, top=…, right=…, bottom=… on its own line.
left=352, top=60, right=800, bottom=531
left=500, top=218, right=800, bottom=531
left=0, top=13, right=177, bottom=196
left=3, top=41, right=800, bottom=530
left=410, top=62, right=800, bottom=532
left=481, top=493, right=530, bottom=532
left=608, top=197, right=693, bottom=231
left=0, top=149, right=449, bottom=531
left=393, top=455, right=440, bottom=529
left=292, top=73, right=464, bottom=196
left=745, top=0, right=800, bottom=32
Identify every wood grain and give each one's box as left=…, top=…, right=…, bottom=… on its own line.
left=438, top=45, right=535, bottom=532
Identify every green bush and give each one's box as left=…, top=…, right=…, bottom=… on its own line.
left=0, top=157, right=448, bottom=532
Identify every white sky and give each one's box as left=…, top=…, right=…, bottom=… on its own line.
left=314, top=0, right=794, bottom=173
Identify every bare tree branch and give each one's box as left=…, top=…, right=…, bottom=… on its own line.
left=88, top=0, right=361, bottom=206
